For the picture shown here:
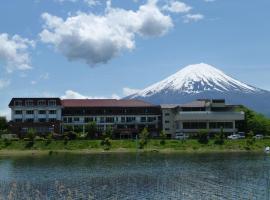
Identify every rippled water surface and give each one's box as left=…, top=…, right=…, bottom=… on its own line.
left=0, top=152, right=270, bottom=199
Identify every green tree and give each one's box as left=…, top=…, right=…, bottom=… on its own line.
left=198, top=129, right=209, bottom=144
left=160, top=130, right=167, bottom=145
left=85, top=122, right=97, bottom=139
left=26, top=128, right=36, bottom=142
left=0, top=117, right=8, bottom=136
left=214, top=127, right=225, bottom=145
left=139, top=128, right=149, bottom=149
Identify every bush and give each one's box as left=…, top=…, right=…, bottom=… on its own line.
left=64, top=136, right=69, bottom=145
left=3, top=138, right=11, bottom=147
left=85, top=122, right=97, bottom=139
left=214, top=128, right=225, bottom=145
left=198, top=129, right=209, bottom=144
left=26, top=128, right=36, bottom=142
left=64, top=131, right=77, bottom=140
left=100, top=137, right=111, bottom=150
left=46, top=133, right=53, bottom=145
left=139, top=128, right=149, bottom=149
left=246, top=131, right=255, bottom=148
left=159, top=130, right=166, bottom=145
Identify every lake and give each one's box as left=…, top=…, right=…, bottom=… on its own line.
left=0, top=152, right=269, bottom=199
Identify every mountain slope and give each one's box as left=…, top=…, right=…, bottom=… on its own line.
left=126, top=63, right=270, bottom=116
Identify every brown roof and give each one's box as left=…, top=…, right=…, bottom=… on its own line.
left=61, top=99, right=158, bottom=107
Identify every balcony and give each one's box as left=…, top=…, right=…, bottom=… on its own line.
left=176, top=111, right=244, bottom=121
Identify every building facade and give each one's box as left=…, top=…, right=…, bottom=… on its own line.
left=162, top=99, right=245, bottom=138
left=8, top=98, right=245, bottom=138
left=61, top=99, right=162, bottom=138
left=9, top=98, right=62, bottom=136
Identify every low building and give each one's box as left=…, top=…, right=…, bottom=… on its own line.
left=162, top=99, right=245, bottom=138
left=9, top=98, right=62, bottom=136
left=61, top=99, right=161, bottom=138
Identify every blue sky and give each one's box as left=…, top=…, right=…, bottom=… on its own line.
left=0, top=0, right=270, bottom=118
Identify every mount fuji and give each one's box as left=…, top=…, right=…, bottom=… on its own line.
left=126, top=63, right=270, bottom=116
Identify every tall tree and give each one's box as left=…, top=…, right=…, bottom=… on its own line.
left=85, top=121, right=97, bottom=139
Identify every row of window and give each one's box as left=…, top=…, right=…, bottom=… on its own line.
left=15, top=118, right=57, bottom=123
left=63, top=116, right=157, bottom=123
left=14, top=100, right=57, bottom=106
left=15, top=110, right=57, bottom=115
left=182, top=122, right=233, bottom=129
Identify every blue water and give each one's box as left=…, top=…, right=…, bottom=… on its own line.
left=0, top=152, right=269, bottom=199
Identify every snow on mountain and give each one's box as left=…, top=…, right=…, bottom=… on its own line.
left=126, top=63, right=270, bottom=116
left=130, top=63, right=261, bottom=98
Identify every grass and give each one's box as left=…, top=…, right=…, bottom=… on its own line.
left=0, top=139, right=270, bottom=155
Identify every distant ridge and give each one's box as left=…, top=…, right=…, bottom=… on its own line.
left=126, top=63, right=270, bottom=116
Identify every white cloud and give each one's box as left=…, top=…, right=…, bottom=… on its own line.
left=0, top=33, right=35, bottom=73
left=40, top=0, right=173, bottom=66
left=0, top=79, right=10, bottom=89
left=163, top=1, right=192, bottom=13
left=61, top=90, right=120, bottom=99
left=40, top=72, right=49, bottom=80
left=123, top=87, right=140, bottom=96
left=56, top=0, right=100, bottom=6
left=183, top=13, right=204, bottom=23
left=204, top=0, right=216, bottom=2
left=31, top=80, right=37, bottom=85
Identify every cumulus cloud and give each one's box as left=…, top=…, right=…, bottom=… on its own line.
left=0, top=33, right=35, bottom=73
left=0, top=79, right=10, bottom=89
left=163, top=1, right=192, bottom=13
left=123, top=87, right=140, bottom=96
left=56, top=0, right=100, bottom=6
left=40, top=0, right=173, bottom=66
left=183, top=13, right=204, bottom=23
left=61, top=90, right=120, bottom=99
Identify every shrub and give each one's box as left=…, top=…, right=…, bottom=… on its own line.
left=46, top=133, right=53, bottom=145
left=101, top=137, right=111, bottom=150
left=246, top=131, right=255, bottom=148
left=198, top=129, right=209, bottom=144
left=159, top=130, right=166, bottom=145
left=26, top=128, right=36, bottom=142
left=139, top=128, right=149, bottom=149
left=214, top=128, right=225, bottom=145
left=85, top=122, right=97, bottom=139
left=64, top=136, right=69, bottom=145
left=3, top=138, right=11, bottom=147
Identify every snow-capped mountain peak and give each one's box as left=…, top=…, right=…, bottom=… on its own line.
left=130, top=63, right=260, bottom=97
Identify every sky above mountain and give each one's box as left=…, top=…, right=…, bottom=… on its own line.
left=0, top=0, right=270, bottom=118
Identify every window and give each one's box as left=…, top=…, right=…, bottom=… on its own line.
left=126, top=117, right=136, bottom=123
left=106, top=117, right=114, bottom=123
left=147, top=117, right=156, bottom=122
left=38, top=100, right=46, bottom=106
left=49, top=118, right=56, bottom=122
left=183, top=122, right=207, bottom=129
left=26, top=118, right=34, bottom=122
left=165, top=128, right=170, bottom=131
left=26, top=110, right=34, bottom=115
left=209, top=122, right=233, bottom=129
left=15, top=110, right=22, bottom=115
left=63, top=117, right=68, bottom=123
left=15, top=119, right=23, bottom=122
left=121, top=117, right=125, bottom=123
left=100, top=117, right=105, bottom=123
left=14, top=100, right=22, bottom=106
left=48, top=100, right=56, bottom=106
left=165, top=113, right=170, bottom=116
left=140, top=117, right=146, bottom=123
left=38, top=118, right=46, bottom=122
left=74, top=117, right=80, bottom=122
left=49, top=110, right=56, bottom=114
left=85, top=117, right=93, bottom=123
left=165, top=120, right=170, bottom=124
left=39, top=110, right=46, bottom=114
left=25, top=100, right=34, bottom=106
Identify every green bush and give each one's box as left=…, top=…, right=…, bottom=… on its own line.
left=159, top=130, right=166, bottom=145
left=214, top=128, right=225, bottom=145
left=139, top=128, right=149, bottom=149
left=198, top=129, right=209, bottom=144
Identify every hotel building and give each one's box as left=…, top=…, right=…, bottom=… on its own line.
left=8, top=98, right=244, bottom=138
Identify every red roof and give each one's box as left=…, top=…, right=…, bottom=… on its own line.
left=61, top=99, right=157, bottom=107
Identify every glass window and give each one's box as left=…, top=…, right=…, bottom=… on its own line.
left=48, top=100, right=56, bottom=106
left=15, top=110, right=22, bottom=115
left=26, top=110, right=34, bottom=115
left=14, top=101, right=22, bottom=106
left=38, top=118, right=46, bottom=122
left=39, top=110, right=46, bottom=114
left=140, top=117, right=146, bottom=123
left=49, top=110, right=56, bottom=114
left=38, top=100, right=46, bottom=106
left=15, top=119, right=23, bottom=122
left=25, top=100, right=34, bottom=106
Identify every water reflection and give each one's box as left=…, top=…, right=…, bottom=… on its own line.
left=0, top=153, right=269, bottom=199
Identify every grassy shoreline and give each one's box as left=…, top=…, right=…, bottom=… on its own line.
left=0, top=139, right=269, bottom=156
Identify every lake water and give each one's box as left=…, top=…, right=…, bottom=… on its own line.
left=0, top=152, right=269, bottom=200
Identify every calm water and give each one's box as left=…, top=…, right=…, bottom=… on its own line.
left=0, top=152, right=269, bottom=200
